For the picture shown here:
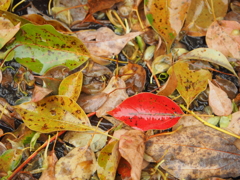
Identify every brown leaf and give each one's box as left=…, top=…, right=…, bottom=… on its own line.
left=119, top=130, right=145, bottom=180
left=39, top=151, right=58, bottom=180
left=226, top=111, right=240, bottom=135
left=208, top=80, right=233, bottom=116
left=145, top=126, right=240, bottom=179
left=157, top=71, right=177, bottom=96
left=206, top=20, right=240, bottom=59
left=88, top=0, right=124, bottom=14
left=76, top=27, right=142, bottom=57
left=31, top=86, right=52, bottom=102
left=96, top=76, right=128, bottom=117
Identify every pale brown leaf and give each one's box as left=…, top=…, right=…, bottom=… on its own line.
left=208, top=80, right=233, bottom=116
left=76, top=27, right=142, bottom=57
left=119, top=130, right=145, bottom=180
left=226, top=111, right=240, bottom=135
left=145, top=126, right=240, bottom=179
left=31, top=86, right=52, bottom=102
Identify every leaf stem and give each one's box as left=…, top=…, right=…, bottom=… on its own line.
left=180, top=105, right=240, bottom=139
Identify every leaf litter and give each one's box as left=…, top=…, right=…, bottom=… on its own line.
left=1, top=0, right=240, bottom=180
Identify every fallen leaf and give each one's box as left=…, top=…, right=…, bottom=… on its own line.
left=206, top=20, right=240, bottom=59
left=145, top=125, right=240, bottom=179
left=119, top=130, right=145, bottom=180
left=117, top=158, right=131, bottom=180
left=151, top=54, right=172, bottom=76
left=168, top=61, right=212, bottom=108
left=108, top=93, right=184, bottom=131
left=182, top=0, right=228, bottom=36
left=179, top=48, right=237, bottom=77
left=208, top=80, right=233, bottom=116
left=63, top=127, right=107, bottom=152
left=157, top=72, right=177, bottom=96
left=0, top=0, right=11, bottom=11
left=58, top=71, right=83, bottom=101
left=97, top=140, right=120, bottom=180
left=226, top=111, right=240, bottom=136
left=0, top=9, right=30, bottom=26
left=39, top=151, right=58, bottom=180
left=76, top=27, right=142, bottom=57
left=55, top=146, right=96, bottom=180
left=8, top=24, right=90, bottom=75
left=31, top=86, right=52, bottom=102
left=0, top=17, right=20, bottom=49
left=14, top=95, right=92, bottom=133
left=96, top=76, right=128, bottom=117
left=144, top=0, right=190, bottom=53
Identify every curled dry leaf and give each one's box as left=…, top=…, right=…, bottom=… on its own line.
left=119, top=130, right=145, bottom=180
left=145, top=126, right=240, bottom=179
left=182, top=0, right=228, bottom=36
left=206, top=20, right=240, bottom=59
left=55, top=146, right=96, bottom=180
left=208, top=80, right=233, bottom=116
left=96, top=76, right=128, bottom=117
left=157, top=72, right=177, bottom=96
left=39, top=151, right=57, bottom=180
left=76, top=27, right=142, bottom=57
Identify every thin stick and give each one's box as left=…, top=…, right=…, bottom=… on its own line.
left=146, top=62, right=161, bottom=88
left=180, top=105, right=240, bottom=139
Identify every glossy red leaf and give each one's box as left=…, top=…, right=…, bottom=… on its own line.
left=108, top=93, right=183, bottom=131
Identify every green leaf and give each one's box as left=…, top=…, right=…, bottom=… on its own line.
left=168, top=61, right=212, bottom=108
left=58, top=71, right=83, bottom=101
left=14, top=95, right=93, bottom=133
left=97, top=140, right=120, bottom=180
left=8, top=24, right=90, bottom=75
left=179, top=48, right=238, bottom=77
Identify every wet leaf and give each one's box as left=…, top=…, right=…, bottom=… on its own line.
left=8, top=24, right=90, bottom=75
left=55, top=146, right=96, bottom=180
left=180, top=48, right=238, bottom=76
left=119, top=63, right=146, bottom=96
left=14, top=95, right=92, bottom=133
left=119, top=130, right=145, bottom=180
left=59, top=71, right=83, bottom=101
left=168, top=61, right=212, bottom=108
left=63, top=127, right=107, bottom=152
left=96, top=76, right=128, bottom=117
left=108, top=92, right=184, bottom=131
left=97, top=140, right=120, bottom=180
left=182, top=0, right=228, bottom=36
left=145, top=126, right=240, bottom=179
left=0, top=17, right=20, bottom=49
left=31, top=86, right=52, bottom=102
left=76, top=27, right=141, bottom=57
left=144, top=0, right=190, bottom=53
left=206, top=20, right=240, bottom=59
left=208, top=80, right=233, bottom=116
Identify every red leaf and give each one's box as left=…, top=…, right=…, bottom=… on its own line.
left=108, top=93, right=183, bottom=131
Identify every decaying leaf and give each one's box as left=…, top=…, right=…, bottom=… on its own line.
left=58, top=71, right=83, bottom=101
left=144, top=0, right=190, bottom=53
left=76, top=27, right=141, bottom=57
left=168, top=61, right=212, bottom=108
left=31, top=86, right=52, bottom=102
left=179, top=48, right=237, bottom=77
left=14, top=95, right=91, bottom=133
left=157, top=72, right=177, bottom=96
left=55, top=146, right=96, bottom=180
left=63, top=127, right=107, bottom=152
left=97, top=140, right=120, bottom=180
left=226, top=111, right=240, bottom=135
left=145, top=125, right=240, bottom=179
left=8, top=24, right=90, bottom=75
left=182, top=0, right=228, bottom=36
left=96, top=76, right=128, bottom=117
left=206, top=20, right=240, bottom=59
left=119, top=130, right=145, bottom=180
left=0, top=0, right=11, bottom=11
left=0, top=17, right=20, bottom=49
left=208, top=80, right=233, bottom=116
